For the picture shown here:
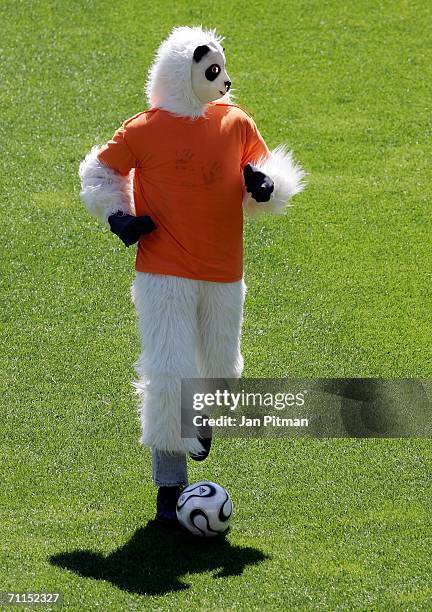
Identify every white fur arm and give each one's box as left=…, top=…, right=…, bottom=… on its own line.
left=243, top=145, right=305, bottom=216
left=79, top=146, right=133, bottom=226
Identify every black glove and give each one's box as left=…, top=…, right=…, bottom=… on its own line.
left=108, top=211, right=156, bottom=247
left=243, top=163, right=274, bottom=203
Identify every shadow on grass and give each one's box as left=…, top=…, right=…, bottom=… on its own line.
left=326, top=379, right=431, bottom=437
left=49, top=520, right=269, bottom=596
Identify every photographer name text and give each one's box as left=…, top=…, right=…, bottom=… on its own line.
left=193, top=414, right=309, bottom=428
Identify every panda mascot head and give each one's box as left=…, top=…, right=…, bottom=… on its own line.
left=146, top=26, right=232, bottom=119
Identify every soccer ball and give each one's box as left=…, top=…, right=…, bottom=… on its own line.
left=176, top=480, right=233, bottom=537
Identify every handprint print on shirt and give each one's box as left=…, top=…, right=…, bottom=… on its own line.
left=175, top=148, right=194, bottom=170
left=202, top=161, right=223, bottom=185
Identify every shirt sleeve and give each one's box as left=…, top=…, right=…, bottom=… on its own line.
left=97, top=124, right=137, bottom=176
left=241, top=117, right=270, bottom=169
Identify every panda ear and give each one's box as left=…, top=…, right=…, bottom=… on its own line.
left=193, top=45, right=210, bottom=63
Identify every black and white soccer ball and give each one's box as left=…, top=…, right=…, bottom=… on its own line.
left=176, top=480, right=233, bottom=537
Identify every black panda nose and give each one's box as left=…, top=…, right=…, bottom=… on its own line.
left=225, top=80, right=231, bottom=91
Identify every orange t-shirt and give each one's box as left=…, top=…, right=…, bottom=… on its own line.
left=98, top=103, right=269, bottom=282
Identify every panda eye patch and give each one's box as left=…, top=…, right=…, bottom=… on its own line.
left=205, top=63, right=221, bottom=81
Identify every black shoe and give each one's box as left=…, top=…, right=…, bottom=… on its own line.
left=189, top=416, right=213, bottom=461
left=155, top=486, right=182, bottom=526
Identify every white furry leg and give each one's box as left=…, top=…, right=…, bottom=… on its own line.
left=131, top=272, right=204, bottom=455
left=196, top=278, right=247, bottom=379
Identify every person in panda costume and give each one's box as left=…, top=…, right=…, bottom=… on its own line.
left=79, top=25, right=304, bottom=525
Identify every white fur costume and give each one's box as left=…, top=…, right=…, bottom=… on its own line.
left=79, top=26, right=305, bottom=454
left=131, top=273, right=245, bottom=455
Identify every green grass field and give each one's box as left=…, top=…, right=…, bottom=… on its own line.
left=1, top=0, right=431, bottom=609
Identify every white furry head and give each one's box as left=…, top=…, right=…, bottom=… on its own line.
left=145, top=26, right=232, bottom=119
